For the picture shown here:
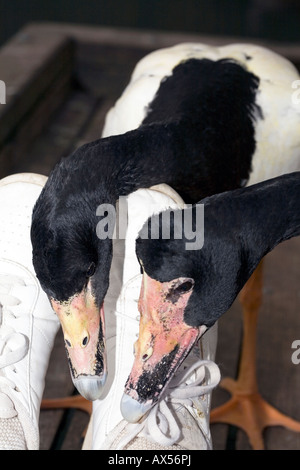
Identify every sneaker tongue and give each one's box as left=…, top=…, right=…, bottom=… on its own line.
left=0, top=392, right=18, bottom=418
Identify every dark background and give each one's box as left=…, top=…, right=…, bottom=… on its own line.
left=1, top=0, right=300, bottom=46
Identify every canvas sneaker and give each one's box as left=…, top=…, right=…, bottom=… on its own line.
left=82, top=185, right=220, bottom=450
left=0, top=173, right=59, bottom=450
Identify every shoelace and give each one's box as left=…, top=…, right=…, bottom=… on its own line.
left=114, top=358, right=221, bottom=450
left=0, top=275, right=29, bottom=403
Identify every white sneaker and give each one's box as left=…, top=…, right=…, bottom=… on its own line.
left=99, top=333, right=219, bottom=450
left=0, top=173, right=60, bottom=450
left=83, top=185, right=220, bottom=450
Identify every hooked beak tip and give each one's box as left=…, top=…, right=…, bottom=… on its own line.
left=73, top=374, right=107, bottom=401
left=120, top=393, right=153, bottom=423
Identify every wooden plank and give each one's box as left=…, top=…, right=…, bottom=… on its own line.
left=39, top=330, right=74, bottom=450
left=0, top=73, right=72, bottom=178
left=60, top=410, right=90, bottom=451
left=75, top=42, right=153, bottom=99
left=210, top=301, right=243, bottom=450
left=0, top=24, right=74, bottom=176
left=0, top=26, right=74, bottom=143
left=14, top=91, right=100, bottom=176
left=76, top=98, right=115, bottom=146
left=28, top=22, right=300, bottom=69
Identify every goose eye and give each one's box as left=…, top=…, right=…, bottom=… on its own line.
left=173, top=280, right=194, bottom=295
left=86, top=262, right=96, bottom=278
left=166, top=278, right=194, bottom=303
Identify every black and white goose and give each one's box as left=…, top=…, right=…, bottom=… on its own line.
left=31, top=43, right=300, bottom=402
left=121, top=172, right=300, bottom=421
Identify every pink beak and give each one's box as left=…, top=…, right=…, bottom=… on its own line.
left=51, top=280, right=107, bottom=400
left=121, top=271, right=202, bottom=422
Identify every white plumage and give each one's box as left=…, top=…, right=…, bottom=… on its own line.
left=103, top=42, right=300, bottom=184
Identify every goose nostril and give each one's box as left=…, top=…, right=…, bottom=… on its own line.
left=141, top=346, right=153, bottom=362
left=65, top=339, right=72, bottom=348
left=82, top=335, right=89, bottom=348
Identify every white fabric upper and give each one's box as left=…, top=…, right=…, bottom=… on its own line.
left=0, top=173, right=59, bottom=449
